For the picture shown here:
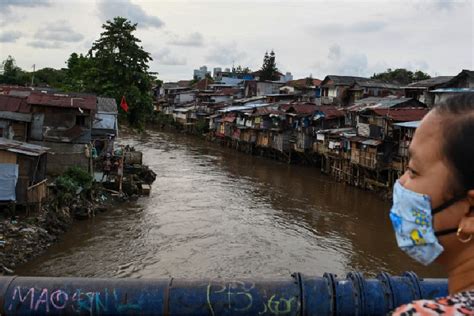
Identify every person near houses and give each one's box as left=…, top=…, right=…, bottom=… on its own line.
left=101, top=154, right=112, bottom=182
left=389, top=93, right=474, bottom=315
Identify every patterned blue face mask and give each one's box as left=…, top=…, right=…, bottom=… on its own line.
left=389, top=181, right=463, bottom=265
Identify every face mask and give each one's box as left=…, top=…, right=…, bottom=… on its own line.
left=389, top=181, right=463, bottom=265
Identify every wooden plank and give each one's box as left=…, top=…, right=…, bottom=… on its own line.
left=0, top=151, right=17, bottom=164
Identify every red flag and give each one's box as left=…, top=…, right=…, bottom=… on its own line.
left=120, top=96, right=129, bottom=112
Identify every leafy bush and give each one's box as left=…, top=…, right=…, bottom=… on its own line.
left=54, top=166, right=93, bottom=206
left=63, top=166, right=93, bottom=189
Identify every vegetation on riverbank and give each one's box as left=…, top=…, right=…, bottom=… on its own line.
left=1, top=167, right=114, bottom=275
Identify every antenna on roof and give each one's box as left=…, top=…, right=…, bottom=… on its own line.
left=31, top=64, right=35, bottom=87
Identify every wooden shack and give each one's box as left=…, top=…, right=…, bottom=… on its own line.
left=0, top=138, right=48, bottom=208
left=256, top=131, right=271, bottom=148
left=271, top=131, right=290, bottom=152
left=350, top=137, right=382, bottom=170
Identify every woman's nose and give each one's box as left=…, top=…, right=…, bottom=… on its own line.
left=399, top=170, right=409, bottom=186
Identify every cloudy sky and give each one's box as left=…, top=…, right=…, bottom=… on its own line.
left=0, top=0, right=472, bottom=82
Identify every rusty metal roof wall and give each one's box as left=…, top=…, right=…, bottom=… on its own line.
left=27, top=93, right=97, bottom=111
left=316, top=106, right=345, bottom=119
left=0, top=95, right=31, bottom=113
left=370, top=108, right=429, bottom=122
left=406, top=76, right=454, bottom=88
left=280, top=103, right=318, bottom=115
left=0, top=138, right=49, bottom=156
left=321, top=75, right=369, bottom=87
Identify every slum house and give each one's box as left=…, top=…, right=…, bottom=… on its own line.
left=249, top=106, right=290, bottom=156
left=280, top=103, right=320, bottom=153
left=313, top=127, right=356, bottom=180
left=320, top=75, right=369, bottom=106
left=429, top=70, right=474, bottom=106
left=26, top=93, right=96, bottom=175
left=391, top=120, right=420, bottom=176
left=354, top=99, right=427, bottom=139
left=92, top=97, right=118, bottom=157
left=350, top=107, right=429, bottom=189
left=279, top=78, right=322, bottom=103
left=0, top=95, right=32, bottom=142
left=403, top=76, right=453, bottom=106
left=282, top=103, right=346, bottom=149
left=0, top=138, right=48, bottom=210
left=345, top=96, right=426, bottom=128
left=346, top=80, right=402, bottom=104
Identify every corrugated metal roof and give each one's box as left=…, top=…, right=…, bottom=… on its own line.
left=321, top=75, right=369, bottom=86
left=405, top=76, right=454, bottom=88
left=0, top=95, right=31, bottom=113
left=8, top=90, right=31, bottom=97
left=280, top=103, right=318, bottom=115
left=353, top=80, right=401, bottom=89
left=219, top=103, right=269, bottom=113
left=316, top=106, right=345, bottom=119
left=362, top=139, right=383, bottom=146
left=393, top=121, right=421, bottom=128
left=0, top=138, right=49, bottom=156
left=371, top=108, right=429, bottom=122
left=347, top=96, right=425, bottom=111
left=27, top=93, right=97, bottom=111
left=431, top=88, right=474, bottom=93
left=97, top=97, right=118, bottom=113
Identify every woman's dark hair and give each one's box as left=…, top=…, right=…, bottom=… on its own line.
left=434, top=93, right=474, bottom=192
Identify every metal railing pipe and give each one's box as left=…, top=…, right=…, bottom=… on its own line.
left=0, top=272, right=448, bottom=315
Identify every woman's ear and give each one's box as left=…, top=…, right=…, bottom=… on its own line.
left=468, top=190, right=474, bottom=210
left=460, top=190, right=474, bottom=234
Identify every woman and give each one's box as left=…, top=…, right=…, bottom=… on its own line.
left=389, top=93, right=474, bottom=315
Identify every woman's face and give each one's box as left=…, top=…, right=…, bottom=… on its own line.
left=399, top=110, right=470, bottom=265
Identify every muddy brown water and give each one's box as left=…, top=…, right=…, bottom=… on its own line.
left=16, top=130, right=446, bottom=279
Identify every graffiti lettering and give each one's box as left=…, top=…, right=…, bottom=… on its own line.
left=50, top=290, right=68, bottom=310
left=34, top=288, right=49, bottom=312
left=7, top=286, right=142, bottom=315
left=8, top=287, right=35, bottom=311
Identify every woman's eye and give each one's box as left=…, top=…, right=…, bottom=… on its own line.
left=406, top=166, right=417, bottom=177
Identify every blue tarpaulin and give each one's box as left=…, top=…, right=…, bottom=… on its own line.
left=0, top=163, right=18, bottom=201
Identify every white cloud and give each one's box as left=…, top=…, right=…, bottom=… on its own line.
left=206, top=42, right=247, bottom=66
left=0, top=0, right=51, bottom=25
left=97, top=0, right=164, bottom=29
left=316, top=20, right=387, bottom=34
left=168, top=32, right=204, bottom=47
left=27, top=40, right=64, bottom=49
left=34, top=20, right=84, bottom=42
left=0, top=31, right=23, bottom=43
left=153, top=48, right=187, bottom=66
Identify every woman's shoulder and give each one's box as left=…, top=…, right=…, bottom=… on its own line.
left=390, top=291, right=474, bottom=315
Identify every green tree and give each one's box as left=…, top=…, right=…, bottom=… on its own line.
left=371, top=68, right=431, bottom=85
left=259, top=50, right=279, bottom=81
left=234, top=65, right=251, bottom=74
left=87, top=17, right=157, bottom=128
left=412, top=70, right=431, bottom=82
left=62, top=53, right=94, bottom=92
left=0, top=55, right=27, bottom=85
left=34, top=67, right=68, bottom=87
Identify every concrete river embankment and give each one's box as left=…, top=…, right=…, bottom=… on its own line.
left=15, top=130, right=445, bottom=278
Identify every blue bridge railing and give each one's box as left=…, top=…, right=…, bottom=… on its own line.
left=0, top=272, right=447, bottom=315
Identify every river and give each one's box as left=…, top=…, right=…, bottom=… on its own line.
left=16, top=130, right=445, bottom=279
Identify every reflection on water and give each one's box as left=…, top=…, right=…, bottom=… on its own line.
left=16, top=131, right=446, bottom=279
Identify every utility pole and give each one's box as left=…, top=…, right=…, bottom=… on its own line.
left=31, top=64, right=35, bottom=86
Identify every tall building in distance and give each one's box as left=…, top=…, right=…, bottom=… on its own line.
left=193, top=66, right=211, bottom=80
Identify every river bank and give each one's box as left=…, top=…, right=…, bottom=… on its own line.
left=0, top=187, right=122, bottom=275
left=148, top=117, right=393, bottom=199
left=0, top=141, right=156, bottom=275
